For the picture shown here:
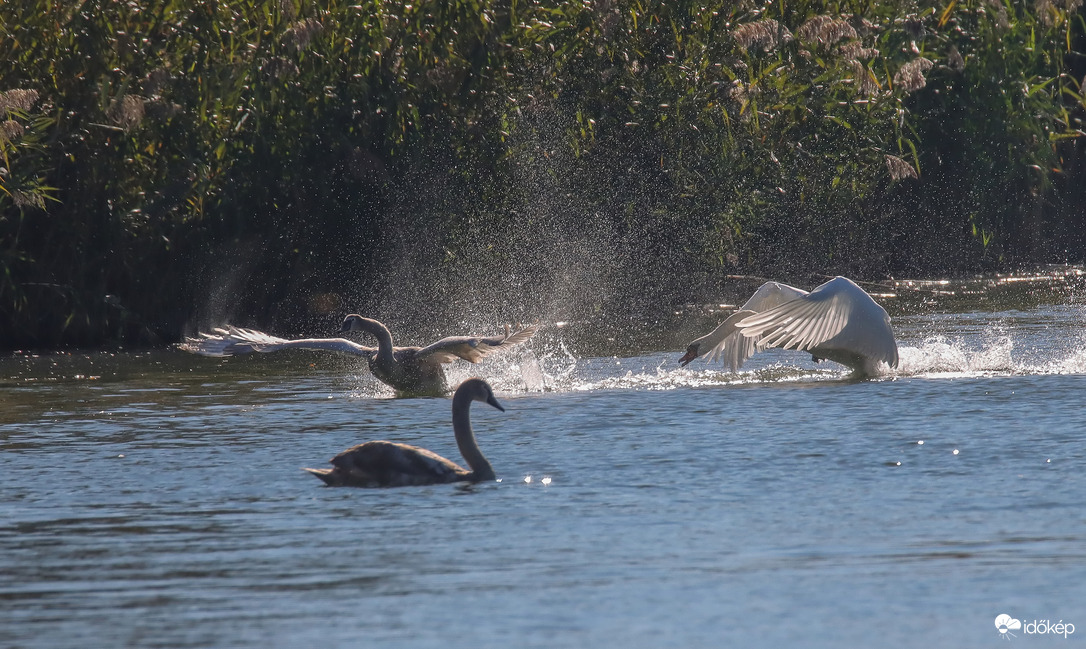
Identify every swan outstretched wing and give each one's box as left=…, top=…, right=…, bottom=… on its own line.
left=180, top=326, right=374, bottom=357
left=704, top=282, right=812, bottom=370
left=739, top=281, right=810, bottom=311
left=699, top=310, right=760, bottom=371
left=734, top=277, right=898, bottom=367
left=416, top=324, right=539, bottom=364
left=736, top=293, right=850, bottom=352
left=686, top=282, right=809, bottom=371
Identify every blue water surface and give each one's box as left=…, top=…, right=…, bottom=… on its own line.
left=2, top=306, right=1085, bottom=648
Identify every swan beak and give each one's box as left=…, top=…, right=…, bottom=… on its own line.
left=487, top=395, right=505, bottom=412
left=678, top=345, right=699, bottom=367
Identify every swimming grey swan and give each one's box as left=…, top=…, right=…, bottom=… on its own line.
left=679, top=276, right=899, bottom=376
left=304, top=378, right=504, bottom=487
left=181, top=316, right=537, bottom=396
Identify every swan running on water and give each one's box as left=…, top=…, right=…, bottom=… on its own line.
left=679, top=276, right=899, bottom=376
left=304, top=378, right=504, bottom=487
left=181, top=315, right=537, bottom=396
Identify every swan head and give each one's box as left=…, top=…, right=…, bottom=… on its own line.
left=456, top=377, right=505, bottom=412
left=678, top=343, right=700, bottom=367
left=339, top=314, right=383, bottom=335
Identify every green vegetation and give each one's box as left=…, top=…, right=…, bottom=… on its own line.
left=1, top=0, right=1084, bottom=348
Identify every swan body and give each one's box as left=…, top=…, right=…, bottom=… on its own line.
left=181, top=316, right=537, bottom=396
left=304, top=378, right=504, bottom=487
left=679, top=276, right=898, bottom=376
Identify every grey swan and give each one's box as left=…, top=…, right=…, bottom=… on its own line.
left=304, top=378, right=504, bottom=487
left=181, top=315, right=537, bottom=396
left=679, top=276, right=899, bottom=376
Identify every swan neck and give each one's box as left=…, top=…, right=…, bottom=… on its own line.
left=451, top=393, right=495, bottom=481
left=365, top=321, right=395, bottom=367
left=695, top=309, right=756, bottom=349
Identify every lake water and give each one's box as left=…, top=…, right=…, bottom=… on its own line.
left=2, top=304, right=1085, bottom=648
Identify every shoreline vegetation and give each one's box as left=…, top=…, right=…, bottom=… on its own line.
left=2, top=1, right=1085, bottom=350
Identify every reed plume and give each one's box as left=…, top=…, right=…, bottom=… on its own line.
left=0, top=119, right=23, bottom=144
left=284, top=17, right=323, bottom=51
left=838, top=41, right=880, bottom=63
left=947, top=45, right=965, bottom=72
left=848, top=61, right=881, bottom=97
left=903, top=16, right=925, bottom=41
left=893, top=57, right=933, bottom=93
left=0, top=89, right=39, bottom=115
left=732, top=20, right=792, bottom=52
left=796, top=16, right=857, bottom=47
left=884, top=154, right=918, bottom=181
left=1036, top=0, right=1084, bottom=25
left=11, top=190, right=46, bottom=210
left=107, top=95, right=145, bottom=131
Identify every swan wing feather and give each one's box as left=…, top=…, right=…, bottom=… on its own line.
left=328, top=441, right=466, bottom=486
left=180, top=326, right=374, bottom=357
left=685, top=282, right=807, bottom=371
left=416, top=324, right=538, bottom=364
left=736, top=276, right=898, bottom=367
left=737, top=291, right=850, bottom=351
left=699, top=309, right=759, bottom=371
left=739, top=281, right=810, bottom=311
left=692, top=282, right=810, bottom=371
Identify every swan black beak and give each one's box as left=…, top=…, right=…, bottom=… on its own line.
left=487, top=395, right=505, bottom=412
left=678, top=344, right=699, bottom=367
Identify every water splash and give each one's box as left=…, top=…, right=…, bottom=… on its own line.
left=894, top=335, right=1016, bottom=377
left=502, top=312, right=1086, bottom=391
left=1047, top=347, right=1086, bottom=375
left=572, top=362, right=843, bottom=392
left=222, top=304, right=1086, bottom=397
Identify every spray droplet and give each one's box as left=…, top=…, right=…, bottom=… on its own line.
left=917, top=440, right=924, bottom=445
left=952, top=449, right=959, bottom=455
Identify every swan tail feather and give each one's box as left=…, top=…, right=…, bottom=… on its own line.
left=303, top=467, right=342, bottom=486
left=304, top=468, right=354, bottom=488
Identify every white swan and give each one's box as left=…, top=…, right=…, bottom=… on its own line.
left=679, top=276, right=899, bottom=376
left=304, top=378, right=504, bottom=487
left=180, top=315, right=537, bottom=396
